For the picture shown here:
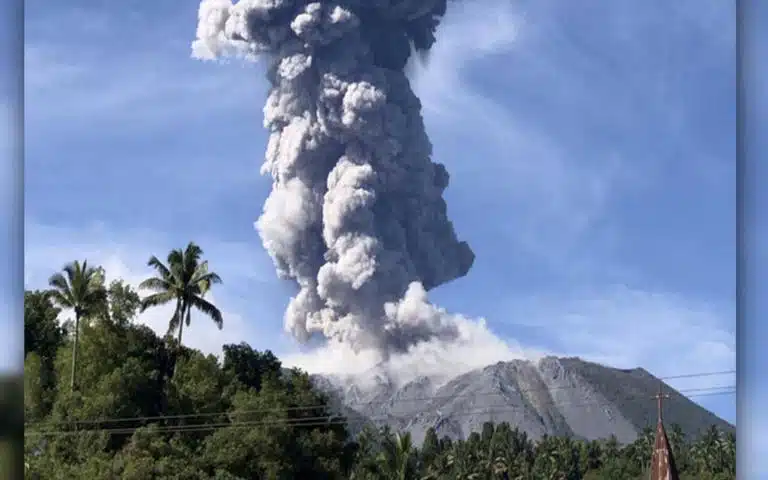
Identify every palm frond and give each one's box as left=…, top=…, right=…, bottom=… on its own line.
left=167, top=249, right=184, bottom=269
left=191, top=264, right=222, bottom=293
left=47, top=289, right=74, bottom=309
left=63, top=261, right=80, bottom=283
left=47, top=272, right=72, bottom=295
left=182, top=243, right=203, bottom=284
left=168, top=249, right=186, bottom=283
left=147, top=256, right=173, bottom=281
left=62, top=261, right=82, bottom=295
left=195, top=262, right=220, bottom=279
left=138, top=277, right=175, bottom=293
left=189, top=295, right=223, bottom=329
left=139, top=291, right=176, bottom=312
left=184, top=242, right=203, bottom=263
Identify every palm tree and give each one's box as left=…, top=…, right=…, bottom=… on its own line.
left=376, top=431, right=418, bottom=480
left=48, top=260, right=108, bottom=391
left=139, top=242, right=223, bottom=348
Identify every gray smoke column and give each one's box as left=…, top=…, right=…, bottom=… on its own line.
left=192, top=0, right=474, bottom=358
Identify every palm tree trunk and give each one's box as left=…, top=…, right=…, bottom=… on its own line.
left=168, top=300, right=183, bottom=379
left=177, top=309, right=185, bottom=346
left=170, top=303, right=192, bottom=380
left=178, top=303, right=191, bottom=346
left=70, top=311, right=80, bottom=391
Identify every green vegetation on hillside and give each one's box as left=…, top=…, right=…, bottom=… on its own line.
left=21, top=247, right=736, bottom=479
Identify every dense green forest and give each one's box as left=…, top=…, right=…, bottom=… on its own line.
left=19, top=244, right=735, bottom=479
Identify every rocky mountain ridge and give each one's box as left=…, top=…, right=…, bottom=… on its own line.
left=310, top=356, right=733, bottom=445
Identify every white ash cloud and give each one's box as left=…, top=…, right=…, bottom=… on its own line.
left=280, top=312, right=544, bottom=388
left=192, top=0, right=480, bottom=359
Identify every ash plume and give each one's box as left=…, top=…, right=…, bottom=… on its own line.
left=192, top=0, right=476, bottom=359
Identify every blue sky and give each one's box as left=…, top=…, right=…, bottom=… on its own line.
left=744, top=0, right=768, bottom=477
left=7, top=0, right=762, bottom=467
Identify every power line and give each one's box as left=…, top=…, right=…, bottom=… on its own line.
left=24, top=387, right=734, bottom=437
left=25, top=368, right=734, bottom=429
left=25, top=389, right=735, bottom=438
left=656, top=370, right=735, bottom=380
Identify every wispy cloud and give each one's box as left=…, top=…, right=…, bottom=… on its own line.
left=410, top=1, right=644, bottom=276
left=24, top=41, right=264, bottom=135
left=499, top=286, right=735, bottom=387
left=23, top=6, right=271, bottom=234
left=409, top=0, right=734, bottom=291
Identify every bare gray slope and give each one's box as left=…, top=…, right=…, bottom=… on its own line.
left=548, top=357, right=733, bottom=440
left=312, top=356, right=733, bottom=444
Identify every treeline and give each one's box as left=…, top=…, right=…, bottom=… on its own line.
left=21, top=245, right=735, bottom=479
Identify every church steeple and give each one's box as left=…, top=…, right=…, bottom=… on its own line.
left=650, top=383, right=679, bottom=480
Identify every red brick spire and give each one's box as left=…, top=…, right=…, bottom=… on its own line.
left=650, top=383, right=679, bottom=480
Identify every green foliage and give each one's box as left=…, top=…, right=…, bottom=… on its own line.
left=22, top=263, right=736, bottom=480
left=24, top=290, right=66, bottom=416
left=24, top=290, right=65, bottom=360
left=24, top=353, right=48, bottom=422
left=222, top=342, right=282, bottom=393
left=106, top=279, right=142, bottom=326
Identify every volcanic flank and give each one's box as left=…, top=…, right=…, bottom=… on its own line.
left=193, top=0, right=477, bottom=360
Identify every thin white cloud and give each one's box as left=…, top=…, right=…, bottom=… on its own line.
left=410, top=0, right=733, bottom=278
left=500, top=285, right=735, bottom=393
left=24, top=40, right=265, bottom=133
left=410, top=2, right=641, bottom=272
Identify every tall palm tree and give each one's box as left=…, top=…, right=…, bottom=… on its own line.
left=139, top=242, right=223, bottom=348
left=48, top=260, right=108, bottom=391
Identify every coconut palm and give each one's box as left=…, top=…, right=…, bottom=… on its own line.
left=139, top=242, right=223, bottom=348
left=47, top=260, right=108, bottom=391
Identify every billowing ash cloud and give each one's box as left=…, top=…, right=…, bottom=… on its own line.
left=192, top=0, right=475, bottom=358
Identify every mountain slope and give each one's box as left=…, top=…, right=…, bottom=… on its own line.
left=312, top=356, right=733, bottom=445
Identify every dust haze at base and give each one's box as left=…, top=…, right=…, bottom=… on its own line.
left=310, top=357, right=734, bottom=445
left=192, top=0, right=477, bottom=359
